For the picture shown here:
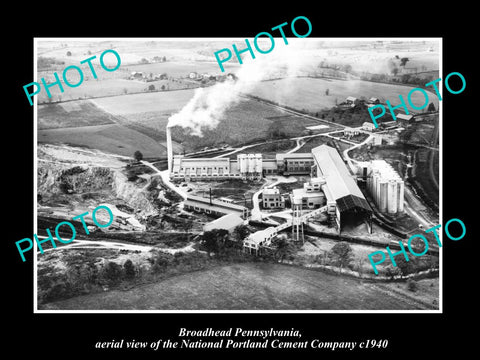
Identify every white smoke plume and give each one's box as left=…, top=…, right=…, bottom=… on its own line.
left=167, top=38, right=321, bottom=136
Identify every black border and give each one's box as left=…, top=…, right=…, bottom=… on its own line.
left=7, top=5, right=476, bottom=356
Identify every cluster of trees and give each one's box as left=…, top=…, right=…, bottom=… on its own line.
left=140, top=56, right=167, bottom=64
left=39, top=258, right=140, bottom=304
left=199, top=225, right=250, bottom=258
left=317, top=102, right=378, bottom=126
left=38, top=56, right=65, bottom=70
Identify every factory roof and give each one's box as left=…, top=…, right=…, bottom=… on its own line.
left=312, top=145, right=371, bottom=213
left=263, top=187, right=280, bottom=195
left=203, top=213, right=244, bottom=233
left=292, top=188, right=324, bottom=200
left=362, top=122, right=376, bottom=128
left=276, top=153, right=314, bottom=161
left=396, top=113, right=414, bottom=121
left=185, top=194, right=247, bottom=212
left=177, top=157, right=230, bottom=166
left=370, top=160, right=403, bottom=181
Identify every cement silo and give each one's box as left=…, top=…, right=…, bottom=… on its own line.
left=379, top=180, right=388, bottom=213
left=397, top=181, right=405, bottom=212
left=387, top=180, right=398, bottom=214
left=247, top=154, right=255, bottom=173
left=367, top=160, right=404, bottom=214
left=255, top=154, right=263, bottom=174
left=237, top=154, right=247, bottom=174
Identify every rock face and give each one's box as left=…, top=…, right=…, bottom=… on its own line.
left=38, top=162, right=157, bottom=219
left=111, top=171, right=156, bottom=217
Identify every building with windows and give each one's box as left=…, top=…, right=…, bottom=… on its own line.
left=275, top=153, right=314, bottom=175
left=290, top=178, right=325, bottom=210
left=184, top=194, right=249, bottom=218
left=262, top=187, right=285, bottom=209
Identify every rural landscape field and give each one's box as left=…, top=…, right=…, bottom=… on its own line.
left=36, top=38, right=440, bottom=311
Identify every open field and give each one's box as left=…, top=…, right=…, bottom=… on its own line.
left=38, top=100, right=117, bottom=130
left=248, top=77, right=440, bottom=113
left=40, top=262, right=437, bottom=310
left=37, top=40, right=241, bottom=69
left=294, top=136, right=334, bottom=153
left=38, top=91, right=318, bottom=156
left=170, top=102, right=307, bottom=152
left=227, top=139, right=298, bottom=160
left=123, top=61, right=239, bottom=78
left=37, top=78, right=148, bottom=103
left=38, top=124, right=165, bottom=158
left=92, top=89, right=196, bottom=115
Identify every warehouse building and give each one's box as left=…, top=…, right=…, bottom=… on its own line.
left=311, top=145, right=372, bottom=232
left=203, top=213, right=245, bottom=233
left=184, top=194, right=249, bottom=218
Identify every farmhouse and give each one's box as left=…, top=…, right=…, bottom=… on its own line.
left=345, top=96, right=360, bottom=107
left=362, top=122, right=377, bottom=132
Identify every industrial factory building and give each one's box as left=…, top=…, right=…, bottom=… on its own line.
left=170, top=154, right=263, bottom=180
left=290, top=178, right=326, bottom=210
left=262, top=187, right=285, bottom=209
left=169, top=152, right=316, bottom=180
left=167, top=123, right=372, bottom=232
left=366, top=160, right=404, bottom=214
left=184, top=194, right=249, bottom=219
left=311, top=145, right=373, bottom=231
left=275, top=153, right=314, bottom=175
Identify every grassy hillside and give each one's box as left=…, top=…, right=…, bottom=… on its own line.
left=38, top=100, right=116, bottom=130
left=38, top=124, right=166, bottom=158
left=41, top=262, right=437, bottom=310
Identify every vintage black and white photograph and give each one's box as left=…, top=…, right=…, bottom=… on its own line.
left=34, top=38, right=441, bottom=311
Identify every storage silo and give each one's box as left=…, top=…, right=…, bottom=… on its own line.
left=387, top=180, right=398, bottom=214
left=397, top=181, right=404, bottom=212
left=237, top=154, right=247, bottom=174
left=255, top=154, right=262, bottom=174
left=379, top=180, right=388, bottom=213
left=247, top=154, right=255, bottom=173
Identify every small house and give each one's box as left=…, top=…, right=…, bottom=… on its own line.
left=362, top=122, right=377, bottom=132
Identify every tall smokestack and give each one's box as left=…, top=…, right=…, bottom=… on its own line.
left=166, top=126, right=173, bottom=173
